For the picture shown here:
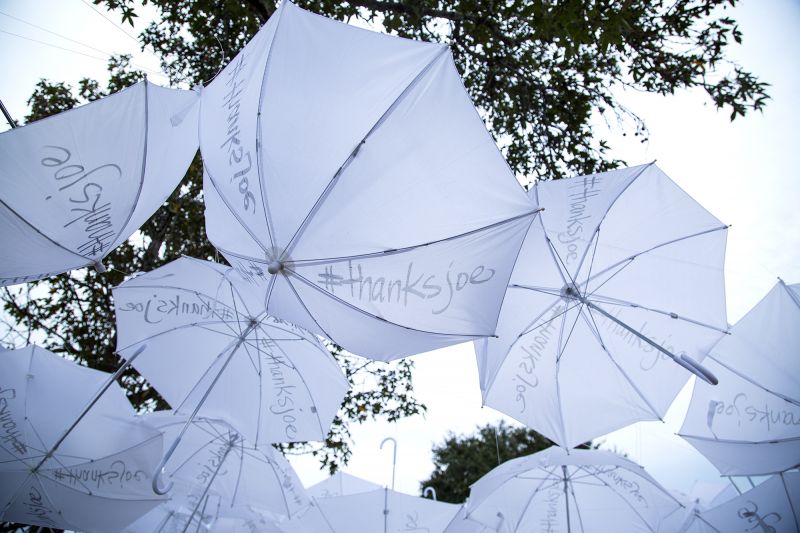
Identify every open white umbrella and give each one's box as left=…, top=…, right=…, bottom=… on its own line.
left=692, top=471, right=799, bottom=533
left=141, top=413, right=309, bottom=528
left=0, top=345, right=165, bottom=532
left=306, top=471, right=382, bottom=499
left=0, top=80, right=199, bottom=285
left=476, top=163, right=729, bottom=448
left=463, top=446, right=682, bottom=533
left=112, top=257, right=348, bottom=492
left=282, top=487, right=461, bottom=533
left=679, top=280, right=800, bottom=475
left=200, top=0, right=539, bottom=361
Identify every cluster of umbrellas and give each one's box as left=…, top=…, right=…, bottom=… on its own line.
left=0, top=1, right=796, bottom=531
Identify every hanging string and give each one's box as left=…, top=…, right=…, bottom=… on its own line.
left=493, top=424, right=501, bottom=466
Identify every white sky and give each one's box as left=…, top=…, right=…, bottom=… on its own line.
left=1, top=0, right=798, bottom=503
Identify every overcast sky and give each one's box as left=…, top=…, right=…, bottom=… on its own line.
left=1, top=0, right=798, bottom=502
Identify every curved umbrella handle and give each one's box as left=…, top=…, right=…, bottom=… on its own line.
left=422, top=486, right=437, bottom=501
left=152, top=434, right=182, bottom=495
left=679, top=355, right=719, bottom=385
left=380, top=437, right=397, bottom=491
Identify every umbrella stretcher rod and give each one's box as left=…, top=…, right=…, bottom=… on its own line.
left=31, top=344, right=148, bottom=473
left=582, top=299, right=718, bottom=385
left=152, top=319, right=259, bottom=495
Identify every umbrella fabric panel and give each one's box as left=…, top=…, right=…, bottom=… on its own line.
left=306, top=471, right=382, bottom=498
left=281, top=211, right=534, bottom=360
left=696, top=472, right=799, bottom=533
left=0, top=81, right=198, bottom=286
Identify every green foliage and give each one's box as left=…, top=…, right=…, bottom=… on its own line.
left=419, top=421, right=590, bottom=503
left=98, top=0, right=767, bottom=182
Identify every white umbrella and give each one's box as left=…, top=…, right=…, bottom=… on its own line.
left=476, top=163, right=729, bottom=448
left=200, top=0, right=539, bottom=361
left=692, top=471, right=799, bottom=533
left=0, top=345, right=165, bottom=532
left=143, top=412, right=309, bottom=528
left=282, top=487, right=461, bottom=533
left=112, top=257, right=348, bottom=492
left=463, top=447, right=682, bottom=533
left=679, top=280, right=800, bottom=475
left=0, top=80, right=199, bottom=285
left=124, top=481, right=220, bottom=533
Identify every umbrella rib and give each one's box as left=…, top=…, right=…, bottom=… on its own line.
left=567, top=468, right=587, bottom=533
left=580, top=227, right=602, bottom=300
left=203, top=163, right=272, bottom=254
left=582, top=223, right=729, bottom=296
left=704, top=354, right=800, bottom=406
left=781, top=472, right=799, bottom=529
left=780, top=278, right=800, bottom=310
left=109, top=79, right=149, bottom=250
left=254, top=326, right=265, bottom=445
left=281, top=45, right=450, bottom=258
left=0, top=196, right=93, bottom=265
left=581, top=307, right=663, bottom=421
left=286, top=208, right=542, bottom=266
left=508, top=284, right=562, bottom=298
left=253, top=0, right=290, bottom=250
left=574, top=465, right=658, bottom=532
left=553, top=308, right=573, bottom=447
left=284, top=265, right=487, bottom=338
left=585, top=294, right=729, bottom=334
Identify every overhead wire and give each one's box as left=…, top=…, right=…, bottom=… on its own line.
left=0, top=10, right=167, bottom=80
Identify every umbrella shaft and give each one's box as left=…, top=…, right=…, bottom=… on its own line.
left=0, top=98, right=15, bottom=128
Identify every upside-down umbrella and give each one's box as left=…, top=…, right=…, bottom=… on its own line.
left=0, top=80, right=199, bottom=286
left=0, top=345, right=165, bottom=531
left=200, top=0, right=538, bottom=361
left=679, top=280, right=800, bottom=475
left=141, top=413, right=309, bottom=528
left=462, top=447, right=682, bottom=533
left=476, top=163, right=729, bottom=448
left=112, top=257, right=348, bottom=491
left=692, top=471, right=799, bottom=533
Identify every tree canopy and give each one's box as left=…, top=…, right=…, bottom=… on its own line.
left=1, top=0, right=767, bottom=475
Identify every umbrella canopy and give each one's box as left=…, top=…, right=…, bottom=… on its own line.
left=0, top=80, right=199, bottom=286
left=692, top=472, right=799, bottom=533
left=144, top=412, right=310, bottom=524
left=679, top=280, right=800, bottom=475
left=306, top=471, right=382, bottom=499
left=113, top=256, right=348, bottom=447
left=282, top=487, right=461, bottom=533
left=200, top=0, right=538, bottom=361
left=124, top=480, right=220, bottom=533
left=0, top=345, right=165, bottom=531
left=463, top=447, right=682, bottom=533
left=476, top=163, right=729, bottom=448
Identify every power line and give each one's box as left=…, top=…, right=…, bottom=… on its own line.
left=0, top=28, right=167, bottom=79
left=78, top=0, right=143, bottom=47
